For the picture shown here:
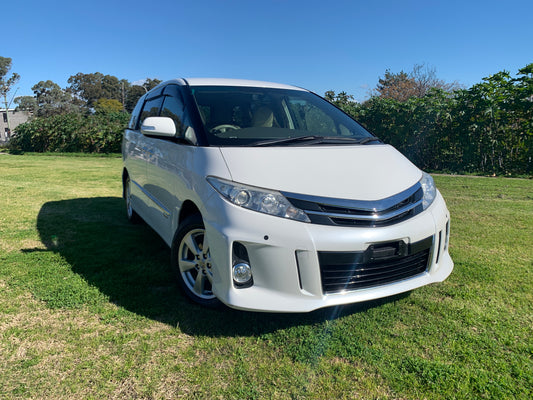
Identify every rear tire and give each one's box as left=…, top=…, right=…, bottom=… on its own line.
left=171, top=214, right=221, bottom=308
left=125, top=176, right=142, bottom=224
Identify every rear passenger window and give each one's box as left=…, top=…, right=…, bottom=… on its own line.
left=140, top=97, right=163, bottom=123
left=161, top=86, right=185, bottom=134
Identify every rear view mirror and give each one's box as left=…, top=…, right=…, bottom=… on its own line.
left=141, top=117, right=176, bottom=138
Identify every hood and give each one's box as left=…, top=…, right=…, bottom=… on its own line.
left=219, top=144, right=422, bottom=201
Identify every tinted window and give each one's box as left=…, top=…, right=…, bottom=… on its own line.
left=190, top=86, right=373, bottom=146
left=140, top=97, right=163, bottom=123
left=161, top=86, right=185, bottom=134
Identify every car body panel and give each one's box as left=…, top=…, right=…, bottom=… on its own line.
left=219, top=144, right=421, bottom=200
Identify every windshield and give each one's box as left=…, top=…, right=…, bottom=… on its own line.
left=189, top=86, right=376, bottom=146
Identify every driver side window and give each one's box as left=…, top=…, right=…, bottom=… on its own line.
left=161, top=86, right=185, bottom=135
left=140, top=97, right=163, bottom=123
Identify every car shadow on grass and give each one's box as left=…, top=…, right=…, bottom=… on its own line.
left=33, top=197, right=407, bottom=337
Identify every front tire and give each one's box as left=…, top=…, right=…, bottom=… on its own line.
left=171, top=214, right=221, bottom=308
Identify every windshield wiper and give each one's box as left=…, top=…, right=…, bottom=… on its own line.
left=311, top=136, right=381, bottom=145
left=354, top=137, right=381, bottom=144
left=250, top=135, right=381, bottom=147
left=250, top=135, right=324, bottom=147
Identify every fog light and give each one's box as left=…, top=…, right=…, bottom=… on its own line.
left=233, top=263, right=252, bottom=285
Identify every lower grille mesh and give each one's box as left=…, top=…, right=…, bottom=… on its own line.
left=318, top=237, right=432, bottom=294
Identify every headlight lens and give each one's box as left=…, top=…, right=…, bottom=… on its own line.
left=420, top=172, right=437, bottom=210
left=207, top=177, right=310, bottom=222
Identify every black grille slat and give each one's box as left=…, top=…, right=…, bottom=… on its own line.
left=323, top=262, right=422, bottom=280
left=321, top=255, right=427, bottom=284
left=324, top=260, right=426, bottom=284
left=323, top=268, right=424, bottom=289
left=323, top=251, right=428, bottom=272
left=318, top=239, right=432, bottom=293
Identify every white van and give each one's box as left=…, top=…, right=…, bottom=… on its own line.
left=122, top=78, right=453, bottom=312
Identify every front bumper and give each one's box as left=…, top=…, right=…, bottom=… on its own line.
left=203, top=191, right=453, bottom=312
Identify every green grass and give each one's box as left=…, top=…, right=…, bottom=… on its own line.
left=0, top=154, right=531, bottom=399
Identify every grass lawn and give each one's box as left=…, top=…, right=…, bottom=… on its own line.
left=0, top=154, right=531, bottom=399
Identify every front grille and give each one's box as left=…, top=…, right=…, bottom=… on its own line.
left=284, top=182, right=424, bottom=227
left=318, top=236, right=432, bottom=294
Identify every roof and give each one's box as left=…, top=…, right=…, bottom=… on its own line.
left=145, top=78, right=309, bottom=99
left=182, top=78, right=307, bottom=91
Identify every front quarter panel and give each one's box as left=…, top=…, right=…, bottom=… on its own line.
left=145, top=143, right=231, bottom=246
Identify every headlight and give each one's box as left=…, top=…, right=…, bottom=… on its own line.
left=420, top=172, right=436, bottom=210
left=207, top=176, right=310, bottom=222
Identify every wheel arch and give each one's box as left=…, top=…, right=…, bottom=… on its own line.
left=171, top=199, right=203, bottom=247
left=178, top=200, right=202, bottom=226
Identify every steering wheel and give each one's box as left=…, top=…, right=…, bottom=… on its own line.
left=210, top=124, right=240, bottom=134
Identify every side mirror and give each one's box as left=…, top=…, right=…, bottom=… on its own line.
left=141, top=117, right=176, bottom=138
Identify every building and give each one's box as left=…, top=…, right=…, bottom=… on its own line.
left=0, top=109, right=31, bottom=143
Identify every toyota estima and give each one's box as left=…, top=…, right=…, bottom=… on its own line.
left=122, top=78, right=453, bottom=312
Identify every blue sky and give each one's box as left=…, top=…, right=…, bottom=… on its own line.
left=3, top=0, right=532, bottom=102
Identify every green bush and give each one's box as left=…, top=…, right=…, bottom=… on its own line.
left=10, top=112, right=130, bottom=153
left=349, top=65, right=532, bottom=176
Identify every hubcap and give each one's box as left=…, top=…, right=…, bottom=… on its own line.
left=178, top=228, right=215, bottom=300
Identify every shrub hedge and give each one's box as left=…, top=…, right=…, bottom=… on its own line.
left=10, top=112, right=130, bottom=154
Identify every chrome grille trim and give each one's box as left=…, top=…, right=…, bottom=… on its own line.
left=305, top=198, right=422, bottom=222
left=283, top=182, right=423, bottom=227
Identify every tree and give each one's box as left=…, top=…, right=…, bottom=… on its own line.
left=124, top=78, right=162, bottom=112
left=124, top=85, right=145, bottom=113
left=14, top=96, right=37, bottom=113
left=94, top=98, right=123, bottom=114
left=324, top=90, right=358, bottom=115
left=67, top=72, right=122, bottom=108
left=142, top=78, right=162, bottom=92
left=374, top=64, right=461, bottom=102
left=32, top=80, right=80, bottom=117
left=0, top=56, right=21, bottom=133
left=410, top=64, right=462, bottom=97
left=375, top=69, right=417, bottom=102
